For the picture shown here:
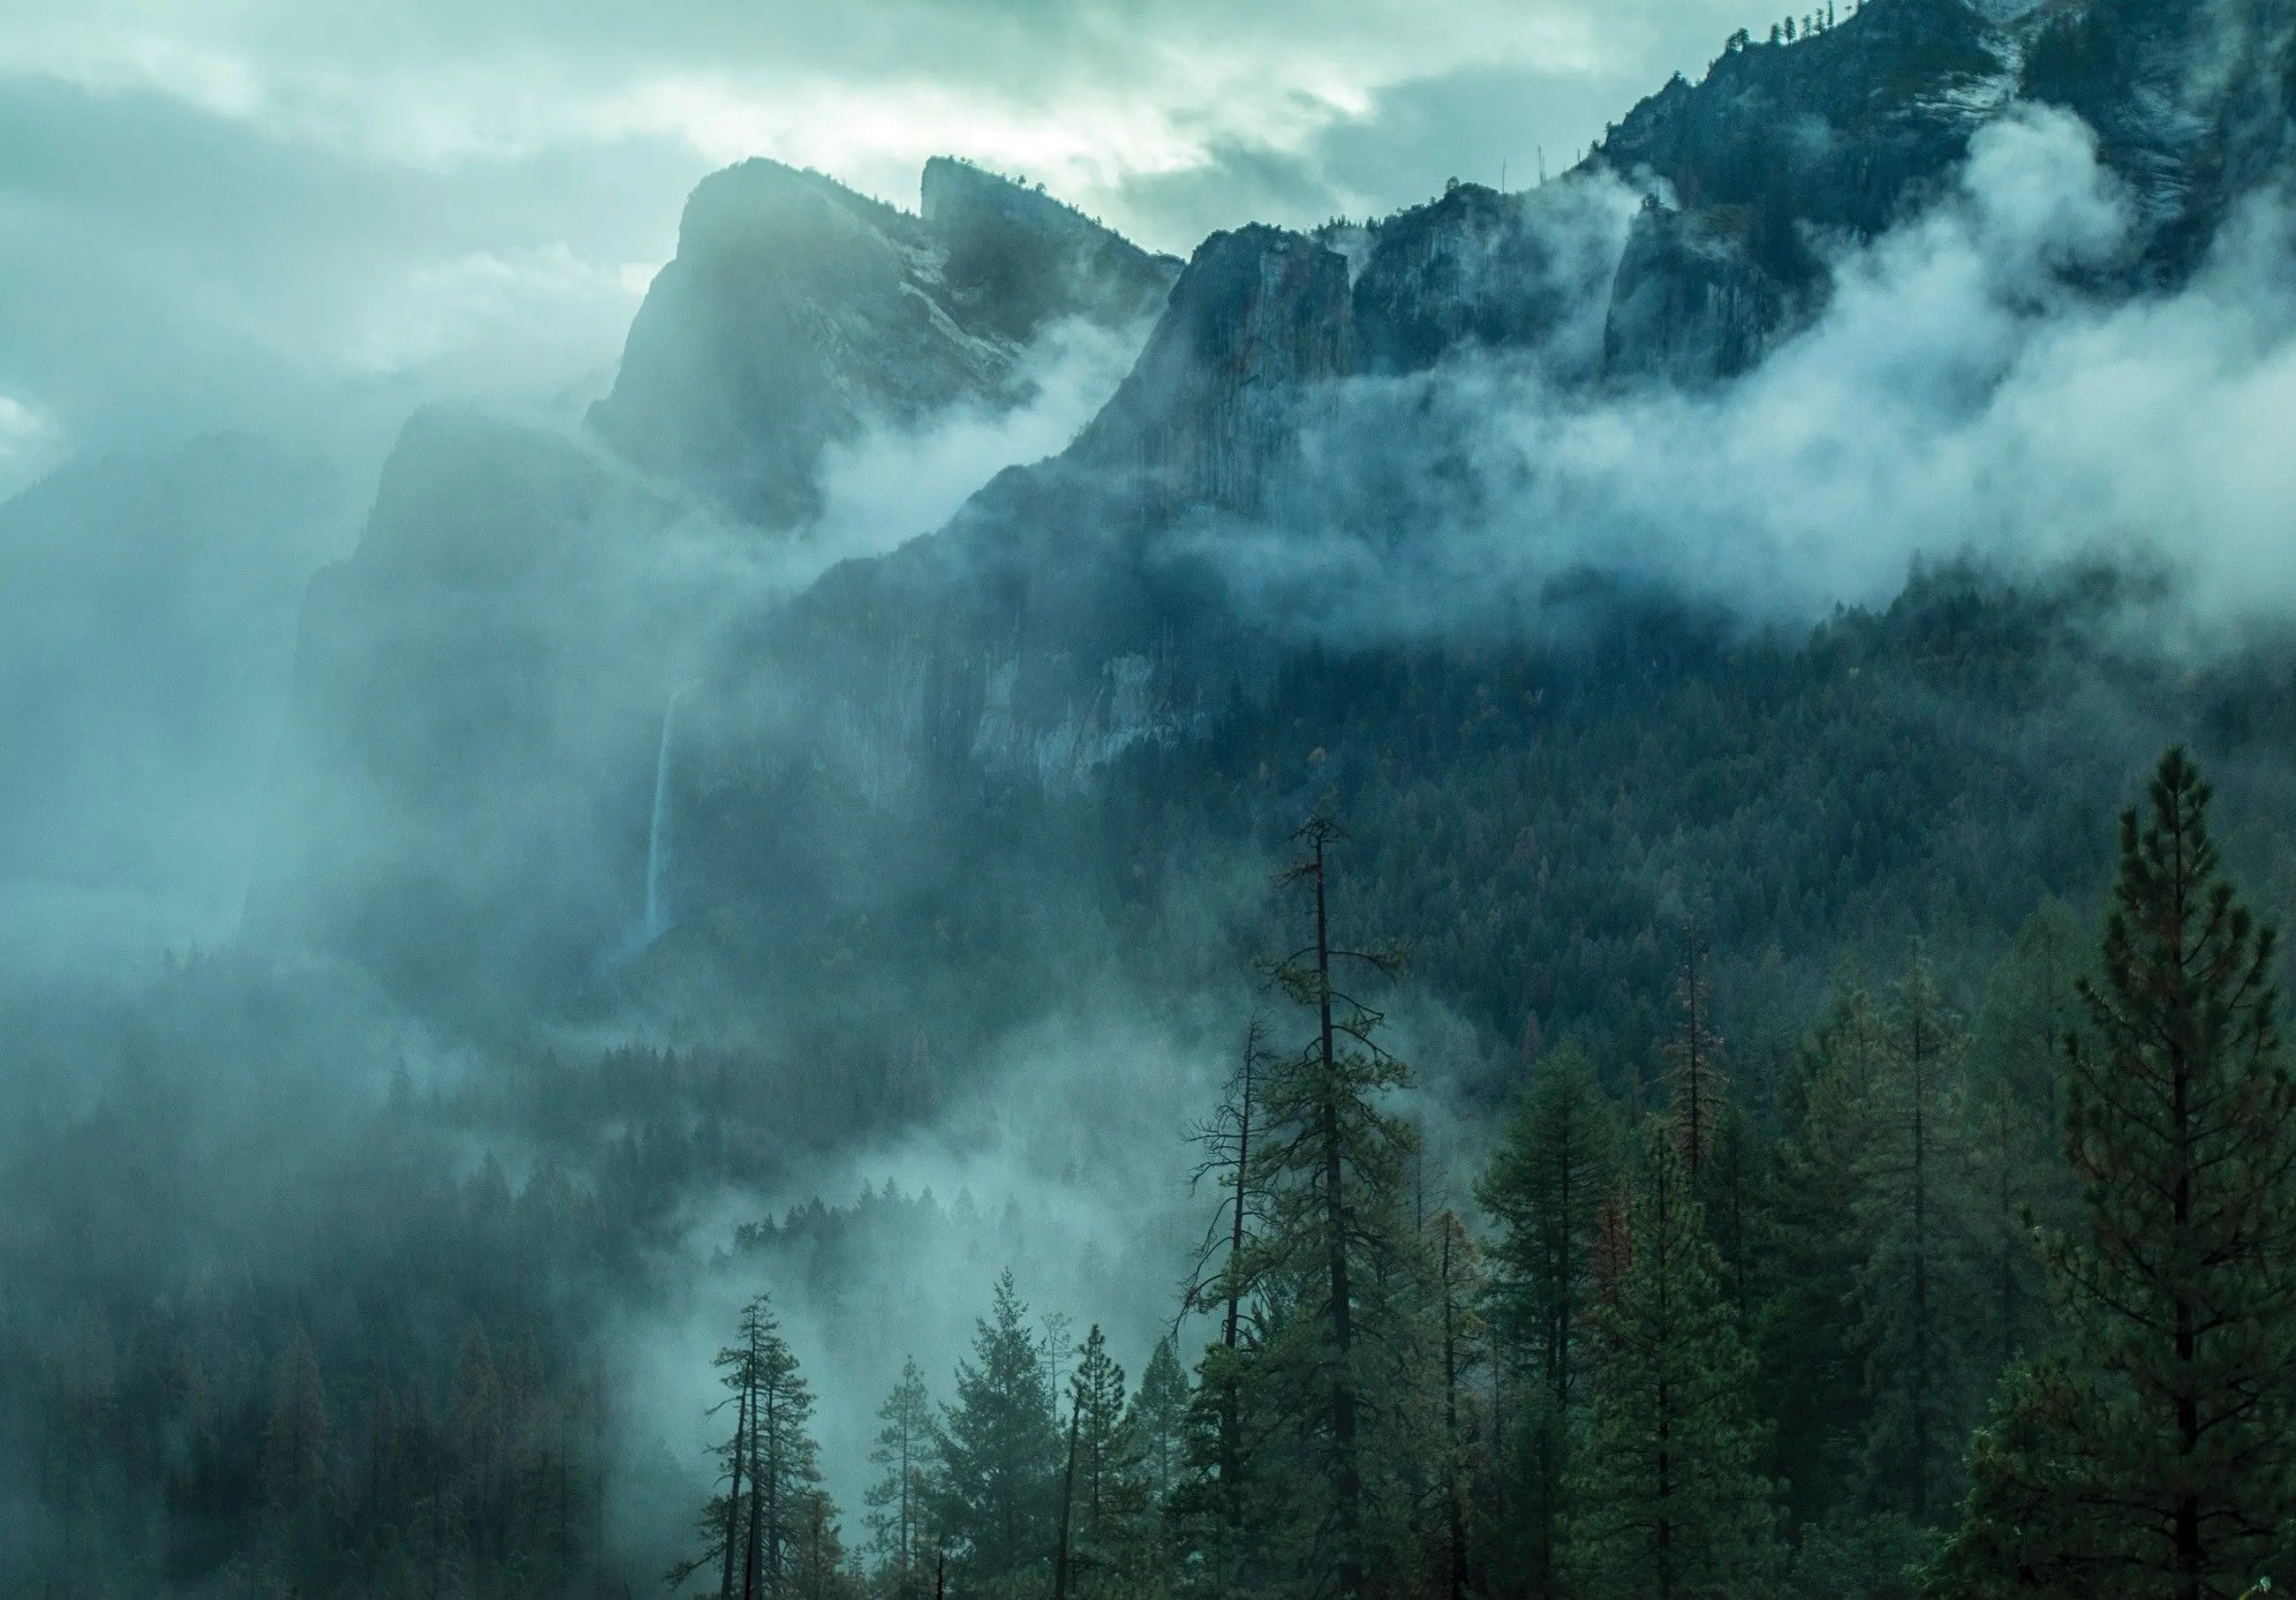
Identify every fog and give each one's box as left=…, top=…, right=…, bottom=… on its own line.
left=4, top=3, right=2295, bottom=1593
left=1202, top=108, right=2296, bottom=641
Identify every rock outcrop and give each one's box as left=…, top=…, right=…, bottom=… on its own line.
left=1603, top=198, right=1794, bottom=383
left=1069, top=225, right=1352, bottom=517
left=586, top=157, right=1178, bottom=528
left=254, top=0, right=2296, bottom=997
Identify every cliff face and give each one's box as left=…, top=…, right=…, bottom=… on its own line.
left=1588, top=0, right=2295, bottom=379
left=248, top=411, right=676, bottom=985
left=1069, top=226, right=1353, bottom=517
left=587, top=157, right=1179, bottom=528
left=1603, top=200, right=1795, bottom=383
left=922, top=156, right=1180, bottom=343
left=257, top=0, right=2296, bottom=993
left=1349, top=178, right=1637, bottom=379
left=2018, top=0, right=2296, bottom=275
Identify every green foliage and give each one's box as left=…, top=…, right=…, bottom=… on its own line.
left=1847, top=948, right=1983, bottom=1522
left=1569, top=1120, right=1780, bottom=1599
left=1933, top=750, right=2296, bottom=1597
left=866, top=1358, right=935, bottom=1600
left=1125, top=1338, right=1191, bottom=1513
left=933, top=1272, right=1063, bottom=1597
left=1064, top=1325, right=1136, bottom=1597
left=1476, top=1039, right=1618, bottom=1595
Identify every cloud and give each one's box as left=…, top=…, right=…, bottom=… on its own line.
left=0, top=393, right=60, bottom=497
left=1197, top=107, right=2296, bottom=638
left=0, top=0, right=1767, bottom=465
left=0, top=75, right=684, bottom=464
left=804, top=314, right=1152, bottom=572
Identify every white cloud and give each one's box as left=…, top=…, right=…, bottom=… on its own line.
left=0, top=393, right=62, bottom=496
left=0, top=0, right=1748, bottom=238
left=1202, top=109, right=2296, bottom=637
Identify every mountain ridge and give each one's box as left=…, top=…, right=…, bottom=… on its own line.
left=255, top=0, right=2296, bottom=1000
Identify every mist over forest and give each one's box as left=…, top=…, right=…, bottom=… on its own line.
left=5, top=0, right=2296, bottom=1596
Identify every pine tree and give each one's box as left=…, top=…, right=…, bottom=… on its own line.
left=1183, top=1018, right=1269, bottom=1521
left=789, top=1487, right=858, bottom=1600
left=1665, top=933, right=1727, bottom=1175
left=1250, top=815, right=1417, bottom=1600
left=867, top=1359, right=935, bottom=1600
left=1117, top=1339, right=1190, bottom=1598
left=934, top=1271, right=1062, bottom=1597
left=1852, top=946, right=1981, bottom=1524
left=253, top=1322, right=338, bottom=1593
left=671, top=1294, right=826, bottom=1600
left=1761, top=975, right=1886, bottom=1533
left=261, top=1324, right=335, bottom=1521
left=1933, top=750, right=2296, bottom=1599
left=1477, top=1039, right=1617, bottom=1596
left=1569, top=1120, right=1779, bottom=1600
left=1429, top=1211, right=1484, bottom=1600
left=1125, top=1339, right=1190, bottom=1512
left=1064, top=1325, right=1131, bottom=1595
left=750, top=1302, right=825, bottom=1600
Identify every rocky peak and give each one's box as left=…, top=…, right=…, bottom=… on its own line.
left=1069, top=224, right=1351, bottom=517
left=921, top=156, right=1180, bottom=342
left=1603, top=198, right=1795, bottom=384
left=587, top=155, right=1178, bottom=529
left=1350, top=177, right=1636, bottom=379
left=1593, top=0, right=2016, bottom=247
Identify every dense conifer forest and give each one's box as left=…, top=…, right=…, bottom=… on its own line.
left=11, top=724, right=2296, bottom=1598
left=6, top=0, right=2293, bottom=1593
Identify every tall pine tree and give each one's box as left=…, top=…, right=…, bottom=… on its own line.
left=1477, top=1039, right=1617, bottom=1597
left=1935, top=750, right=2296, bottom=1599
left=1569, top=1120, right=1779, bottom=1600
left=867, top=1358, right=935, bottom=1600
left=935, top=1272, right=1063, bottom=1598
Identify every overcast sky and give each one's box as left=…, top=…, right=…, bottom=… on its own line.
left=0, top=0, right=1756, bottom=492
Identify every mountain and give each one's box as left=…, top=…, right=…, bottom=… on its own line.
left=586, top=156, right=1180, bottom=527
left=1590, top=0, right=2295, bottom=378
left=253, top=0, right=2296, bottom=1028
left=247, top=162, right=1182, bottom=989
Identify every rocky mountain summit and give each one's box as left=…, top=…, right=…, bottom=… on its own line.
left=257, top=0, right=2296, bottom=994
left=587, top=156, right=1178, bottom=527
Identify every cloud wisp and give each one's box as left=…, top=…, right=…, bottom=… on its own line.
left=1195, top=109, right=2296, bottom=641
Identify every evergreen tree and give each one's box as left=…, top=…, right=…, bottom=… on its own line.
left=1064, top=1325, right=1132, bottom=1596
left=1125, top=1338, right=1190, bottom=1513
left=749, top=1304, right=827, bottom=1600
left=1183, top=1018, right=1269, bottom=1523
left=1569, top=1120, right=1779, bottom=1600
left=671, top=1294, right=826, bottom=1600
left=934, top=1272, right=1062, bottom=1597
left=1250, top=815, right=1418, bottom=1600
left=1665, top=933, right=1727, bottom=1175
left=1114, top=1340, right=1189, bottom=1599
left=1851, top=946, right=1980, bottom=1524
left=1428, top=1210, right=1483, bottom=1600
left=789, top=1487, right=857, bottom=1600
left=253, top=1322, right=338, bottom=1592
left=867, top=1358, right=935, bottom=1600
left=260, top=1324, right=335, bottom=1522
left=1477, top=1039, right=1617, bottom=1595
left=1761, top=977, right=1888, bottom=1533
left=1934, top=750, right=2296, bottom=1599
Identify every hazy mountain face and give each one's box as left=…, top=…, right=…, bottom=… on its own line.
left=4, top=0, right=2296, bottom=1594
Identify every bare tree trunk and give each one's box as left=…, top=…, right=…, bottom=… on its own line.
left=1052, top=1389, right=1083, bottom=1600
left=1312, top=834, right=1366, bottom=1600
left=721, top=1384, right=748, bottom=1600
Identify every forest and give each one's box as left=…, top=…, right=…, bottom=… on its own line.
left=5, top=0, right=2292, bottom=1592
left=10, top=729, right=2295, bottom=1600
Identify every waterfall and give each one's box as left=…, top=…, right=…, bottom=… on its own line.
left=642, top=685, right=690, bottom=940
